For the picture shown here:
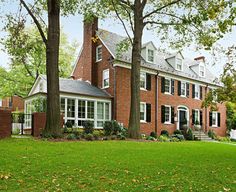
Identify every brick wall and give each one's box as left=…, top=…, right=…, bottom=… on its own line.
left=0, top=96, right=24, bottom=112
left=0, top=110, right=11, bottom=139
left=32, top=113, right=64, bottom=137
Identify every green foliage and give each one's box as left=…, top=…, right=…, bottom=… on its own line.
left=185, top=128, right=194, bottom=140
left=150, top=132, right=157, bottom=138
left=173, top=130, right=182, bottom=135
left=32, top=97, right=47, bottom=112
left=83, top=120, right=94, bottom=134
left=159, top=135, right=170, bottom=142
left=66, top=133, right=77, bottom=140
left=84, top=133, right=94, bottom=141
left=103, top=120, right=122, bottom=136
left=226, top=102, right=236, bottom=131
left=65, top=121, right=74, bottom=129
left=170, top=137, right=180, bottom=142
left=146, top=136, right=157, bottom=141
left=160, top=130, right=169, bottom=137
left=208, top=130, right=217, bottom=139
left=172, top=134, right=185, bottom=141
left=216, top=136, right=231, bottom=142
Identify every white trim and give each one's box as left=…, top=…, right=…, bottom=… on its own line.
left=211, top=111, right=218, bottom=128
left=0, top=99, right=2, bottom=107
left=164, top=77, right=171, bottom=94
left=102, top=69, right=109, bottom=89
left=175, top=58, right=183, bottom=71
left=140, top=72, right=147, bottom=90
left=140, top=102, right=146, bottom=122
left=147, top=49, right=154, bottom=63
left=28, top=76, right=43, bottom=96
left=96, top=45, right=102, bottom=62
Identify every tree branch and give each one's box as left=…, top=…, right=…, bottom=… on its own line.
left=20, top=0, right=47, bottom=45
left=143, top=0, right=181, bottom=19
left=144, top=21, right=182, bottom=26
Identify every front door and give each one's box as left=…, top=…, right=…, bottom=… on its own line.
left=179, top=110, right=186, bottom=130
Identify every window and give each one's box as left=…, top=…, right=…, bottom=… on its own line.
left=195, top=85, right=200, bottom=99
left=164, top=106, right=171, bottom=123
left=60, top=98, right=65, bottom=114
left=181, top=82, right=186, bottom=96
left=199, top=65, right=205, bottom=77
left=97, top=102, right=110, bottom=127
left=67, top=99, right=75, bottom=118
left=0, top=99, right=2, bottom=107
left=147, top=49, right=154, bottom=62
left=194, top=110, right=200, bottom=124
left=140, top=103, right=146, bottom=122
left=102, top=69, right=109, bottom=88
left=212, top=111, right=218, bottom=127
left=78, top=100, right=94, bottom=127
left=96, top=45, right=102, bottom=62
left=140, top=72, right=146, bottom=89
left=164, top=78, right=171, bottom=93
left=176, top=58, right=183, bottom=71
left=87, top=101, right=95, bottom=119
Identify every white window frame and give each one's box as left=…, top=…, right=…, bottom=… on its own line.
left=164, top=78, right=171, bottom=94
left=199, top=64, right=205, bottom=77
left=194, top=109, right=200, bottom=124
left=0, top=99, right=2, bottom=107
left=102, top=69, right=109, bottom=88
left=181, top=82, right=186, bottom=97
left=212, top=111, right=218, bottom=127
left=195, top=84, right=200, bottom=99
left=176, top=58, right=183, bottom=71
left=96, top=45, right=102, bottom=62
left=140, top=102, right=146, bottom=123
left=164, top=105, right=171, bottom=124
left=97, top=101, right=110, bottom=128
left=147, top=49, right=154, bottom=63
left=140, top=72, right=147, bottom=90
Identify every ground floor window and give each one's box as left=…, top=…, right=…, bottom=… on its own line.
left=212, top=111, right=218, bottom=127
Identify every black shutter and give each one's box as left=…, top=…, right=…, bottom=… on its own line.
left=146, top=74, right=151, bottom=91
left=200, top=86, right=203, bottom=100
left=171, top=79, right=175, bottom=95
left=146, top=103, right=151, bottom=122
left=192, top=84, right=195, bottom=98
left=209, top=112, right=212, bottom=126
left=192, top=109, right=195, bottom=125
left=178, top=81, right=181, bottom=96
left=186, top=83, right=190, bottom=97
left=218, top=113, right=221, bottom=127
left=200, top=110, right=203, bottom=125
left=161, top=105, right=165, bottom=123
left=161, top=77, right=165, bottom=93
left=171, top=106, right=175, bottom=124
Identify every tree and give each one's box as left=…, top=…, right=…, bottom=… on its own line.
left=0, top=27, right=78, bottom=98
left=100, top=0, right=234, bottom=138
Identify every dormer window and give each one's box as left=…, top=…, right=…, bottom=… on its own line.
left=199, top=65, right=205, bottom=77
left=147, top=49, right=154, bottom=63
left=176, top=58, right=183, bottom=71
left=96, top=45, right=102, bottom=62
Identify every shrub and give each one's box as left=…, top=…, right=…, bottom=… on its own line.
left=103, top=121, right=113, bottom=136
left=12, top=128, right=20, bottom=135
left=93, top=131, right=100, bottom=140
left=216, top=136, right=231, bottom=142
left=146, top=136, right=156, bottom=141
left=103, top=120, right=122, bottom=136
left=185, top=128, right=194, bottom=140
left=113, top=121, right=122, bottom=135
left=159, top=135, right=170, bottom=142
left=65, top=121, right=73, bottom=128
left=119, top=135, right=126, bottom=140
left=141, top=134, right=146, bottom=139
left=66, top=133, right=77, bottom=140
left=84, top=133, right=94, bottom=141
left=83, top=121, right=94, bottom=134
left=208, top=130, right=216, bottom=139
left=175, top=134, right=185, bottom=141
left=171, top=137, right=180, bottom=142
left=173, top=130, right=182, bottom=135
left=120, top=127, right=128, bottom=137
left=150, top=132, right=157, bottom=138
left=161, top=130, right=169, bottom=137
left=111, top=135, right=117, bottom=140
left=72, top=129, right=81, bottom=139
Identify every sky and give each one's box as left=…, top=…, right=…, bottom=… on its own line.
left=0, top=3, right=236, bottom=76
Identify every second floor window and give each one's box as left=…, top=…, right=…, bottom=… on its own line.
left=181, top=82, right=186, bottom=96
left=102, top=69, right=109, bottom=88
left=96, top=45, right=102, bottom=62
left=140, top=72, right=146, bottom=89
left=195, top=85, right=200, bottom=99
left=148, top=49, right=154, bottom=62
left=164, top=78, right=171, bottom=93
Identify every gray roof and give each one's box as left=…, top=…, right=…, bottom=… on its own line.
left=41, top=75, right=111, bottom=98
left=97, top=29, right=219, bottom=86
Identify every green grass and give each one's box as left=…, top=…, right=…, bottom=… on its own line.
left=0, top=139, right=236, bottom=192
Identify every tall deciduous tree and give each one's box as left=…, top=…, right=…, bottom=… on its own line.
left=99, top=0, right=234, bottom=138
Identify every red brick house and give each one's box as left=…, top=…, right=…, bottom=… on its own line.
left=25, top=18, right=226, bottom=136
left=0, top=95, right=24, bottom=112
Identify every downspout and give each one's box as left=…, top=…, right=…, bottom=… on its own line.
left=205, top=84, right=209, bottom=133
left=155, top=71, right=159, bottom=134
left=109, top=57, right=116, bottom=120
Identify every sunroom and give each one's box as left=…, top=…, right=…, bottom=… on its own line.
left=24, top=75, right=112, bottom=129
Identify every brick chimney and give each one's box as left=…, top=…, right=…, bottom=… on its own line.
left=72, top=17, right=98, bottom=82
left=194, top=56, right=205, bottom=63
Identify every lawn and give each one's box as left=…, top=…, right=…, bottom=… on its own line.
left=0, top=139, right=236, bottom=192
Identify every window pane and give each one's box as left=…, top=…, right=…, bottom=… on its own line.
left=140, top=103, right=145, bottom=121
left=97, top=102, right=104, bottom=119
left=148, top=49, right=154, bottom=62
left=67, top=99, right=75, bottom=118
left=97, top=121, right=104, bottom=127
left=87, top=101, right=94, bottom=119
left=97, top=46, right=102, bottom=61
left=103, top=70, right=109, bottom=87
left=60, top=98, right=65, bottom=113
left=176, top=58, right=182, bottom=70
left=195, top=85, right=199, bottom=98
left=105, top=103, right=109, bottom=120
left=165, top=107, right=170, bottom=122
left=165, top=79, right=170, bottom=93
left=140, top=72, right=146, bottom=88
left=181, top=83, right=186, bottom=96
left=212, top=112, right=217, bottom=126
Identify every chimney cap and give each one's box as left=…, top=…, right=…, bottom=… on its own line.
left=194, top=56, right=205, bottom=62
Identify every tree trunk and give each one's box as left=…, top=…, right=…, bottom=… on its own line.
left=128, top=1, right=144, bottom=139
left=44, top=0, right=61, bottom=137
